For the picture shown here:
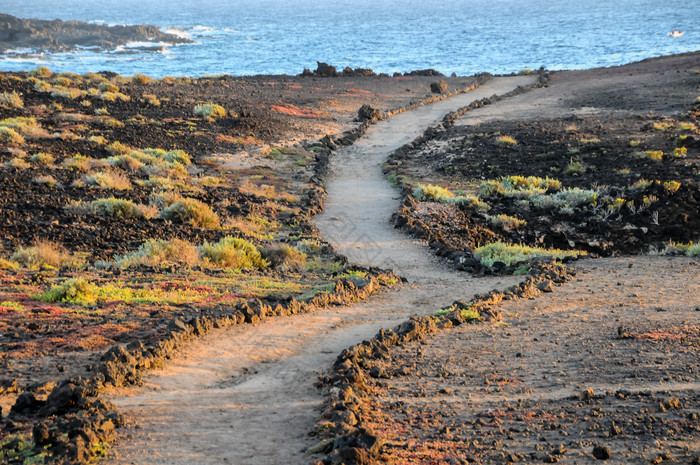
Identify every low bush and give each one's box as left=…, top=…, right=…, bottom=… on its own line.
left=413, top=183, right=454, bottom=202
left=68, top=198, right=157, bottom=219
left=0, top=127, right=25, bottom=145
left=261, top=244, right=307, bottom=271
left=10, top=240, right=84, bottom=270
left=30, top=152, right=56, bottom=164
left=474, top=242, right=586, bottom=267
left=132, top=74, right=152, bottom=85
left=112, top=238, right=200, bottom=268
left=33, top=175, right=59, bottom=187
left=161, top=198, right=220, bottom=228
left=496, top=135, right=517, bottom=146
left=200, top=236, right=267, bottom=269
left=40, top=277, right=98, bottom=306
left=194, top=103, right=226, bottom=118
left=5, top=157, right=30, bottom=169
left=490, top=214, right=527, bottom=231
left=84, top=171, right=132, bottom=190
left=0, top=91, right=23, bottom=109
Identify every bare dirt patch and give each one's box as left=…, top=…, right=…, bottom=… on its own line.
left=358, top=256, right=700, bottom=464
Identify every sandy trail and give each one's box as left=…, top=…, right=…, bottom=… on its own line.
left=105, top=76, right=536, bottom=465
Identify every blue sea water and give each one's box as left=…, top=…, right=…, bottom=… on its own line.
left=0, top=0, right=698, bottom=77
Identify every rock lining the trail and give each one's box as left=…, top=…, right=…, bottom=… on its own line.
left=314, top=260, right=574, bottom=464
left=2, top=271, right=397, bottom=464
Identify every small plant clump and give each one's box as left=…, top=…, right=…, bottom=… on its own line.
left=490, top=214, right=527, bottom=231
left=194, top=103, right=226, bottom=119
left=33, top=175, right=59, bottom=187
left=496, top=135, right=517, bottom=146
left=40, top=277, right=98, bottom=306
left=112, top=238, right=200, bottom=268
left=30, top=152, right=56, bottom=165
left=0, top=91, right=24, bottom=109
left=67, top=198, right=157, bottom=219
left=663, top=181, right=681, bottom=194
left=10, top=240, right=84, bottom=270
left=474, top=242, right=586, bottom=267
left=200, top=236, right=268, bottom=269
left=0, top=126, right=25, bottom=145
left=645, top=150, right=664, bottom=161
left=413, top=183, right=454, bottom=202
left=5, top=157, right=30, bottom=169
left=84, top=171, right=132, bottom=190
left=161, top=198, right=220, bottom=228
left=132, top=74, right=152, bottom=85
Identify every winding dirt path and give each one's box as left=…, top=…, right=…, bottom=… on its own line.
left=104, top=76, right=536, bottom=465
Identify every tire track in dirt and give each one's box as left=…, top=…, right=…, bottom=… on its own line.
left=104, top=76, right=536, bottom=465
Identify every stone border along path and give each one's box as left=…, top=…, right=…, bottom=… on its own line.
left=104, top=75, right=537, bottom=465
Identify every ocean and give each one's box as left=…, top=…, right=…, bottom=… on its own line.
left=0, top=0, right=698, bottom=77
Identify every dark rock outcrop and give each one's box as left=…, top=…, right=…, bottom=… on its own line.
left=0, top=13, right=192, bottom=54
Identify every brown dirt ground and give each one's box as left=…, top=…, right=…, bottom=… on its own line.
left=364, top=256, right=700, bottom=464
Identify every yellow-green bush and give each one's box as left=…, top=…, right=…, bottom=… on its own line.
left=40, top=277, right=98, bottom=305
left=200, top=236, right=267, bottom=269
left=112, top=238, right=200, bottom=268
left=161, top=198, right=220, bottom=228
left=194, top=103, right=226, bottom=118
left=474, top=242, right=586, bottom=267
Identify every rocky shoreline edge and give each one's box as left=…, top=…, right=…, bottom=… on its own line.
left=0, top=13, right=192, bottom=55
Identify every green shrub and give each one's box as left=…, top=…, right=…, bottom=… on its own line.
left=68, top=197, right=156, bottom=219
left=30, top=152, right=56, bottom=164
left=161, top=198, right=220, bottom=228
left=40, top=277, right=98, bottom=306
left=490, top=214, right=527, bottom=231
left=0, top=126, right=25, bottom=145
left=663, top=181, right=681, bottom=194
left=194, top=103, right=226, bottom=118
left=112, top=238, right=200, bottom=268
left=200, top=236, right=267, bottom=269
left=645, top=150, right=664, bottom=161
left=10, top=240, right=84, bottom=270
left=413, top=183, right=454, bottom=202
left=30, top=66, right=52, bottom=77
left=33, top=175, right=59, bottom=187
left=132, top=74, right=152, bottom=85
left=474, top=242, right=586, bottom=267
left=84, top=171, right=132, bottom=190
left=5, top=157, right=30, bottom=169
left=261, top=244, right=307, bottom=271
left=143, top=148, right=192, bottom=165
left=496, top=135, right=517, bottom=146
left=0, top=91, right=23, bottom=109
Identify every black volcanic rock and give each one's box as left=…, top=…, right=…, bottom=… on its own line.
left=0, top=13, right=193, bottom=54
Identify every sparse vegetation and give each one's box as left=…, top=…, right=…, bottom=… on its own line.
left=11, top=240, right=84, bottom=270
left=40, top=277, right=98, bottom=306
left=490, top=214, right=527, bottom=231
left=0, top=126, right=26, bottom=145
left=496, top=135, right=517, bottom=146
left=84, top=171, right=132, bottom=190
left=111, top=238, right=200, bottom=268
left=67, top=198, right=157, bottom=219
left=194, top=103, right=226, bottom=118
left=474, top=242, right=585, bottom=267
left=200, top=236, right=267, bottom=269
left=30, top=152, right=56, bottom=165
left=0, top=91, right=24, bottom=109
left=161, top=198, right=220, bottom=228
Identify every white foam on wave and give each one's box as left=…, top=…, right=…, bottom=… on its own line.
left=162, top=27, right=192, bottom=39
